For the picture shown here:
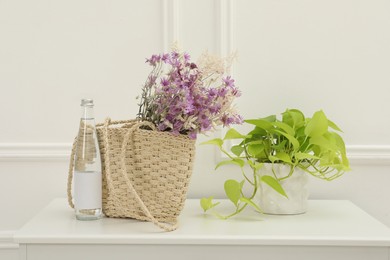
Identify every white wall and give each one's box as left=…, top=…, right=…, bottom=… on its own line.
left=1, top=0, right=390, bottom=243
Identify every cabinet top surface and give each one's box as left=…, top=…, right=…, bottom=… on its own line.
left=14, top=199, right=390, bottom=246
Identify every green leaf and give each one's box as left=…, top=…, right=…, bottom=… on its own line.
left=215, top=158, right=245, bottom=170
left=246, top=140, right=263, bottom=145
left=224, top=179, right=242, bottom=206
left=328, top=119, right=343, bottom=132
left=224, top=128, right=248, bottom=140
left=273, top=121, right=295, bottom=136
left=261, top=175, right=288, bottom=198
left=262, top=115, right=277, bottom=122
left=295, top=126, right=306, bottom=138
left=240, top=197, right=262, bottom=212
left=201, top=138, right=223, bottom=148
left=274, top=130, right=300, bottom=151
left=341, top=153, right=351, bottom=170
left=331, top=132, right=346, bottom=153
left=305, top=110, right=328, bottom=137
left=248, top=160, right=263, bottom=171
left=231, top=145, right=244, bottom=156
left=309, top=136, right=338, bottom=151
left=272, top=140, right=287, bottom=151
left=294, top=152, right=320, bottom=161
left=318, top=153, right=343, bottom=167
left=248, top=126, right=267, bottom=136
left=282, top=109, right=305, bottom=129
left=328, top=132, right=350, bottom=170
left=245, top=119, right=274, bottom=131
left=268, top=153, right=291, bottom=164
left=247, top=143, right=265, bottom=157
left=200, top=197, right=220, bottom=212
left=274, top=152, right=292, bottom=163
left=268, top=155, right=279, bottom=163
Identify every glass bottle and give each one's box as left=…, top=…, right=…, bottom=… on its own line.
left=74, top=99, right=102, bottom=220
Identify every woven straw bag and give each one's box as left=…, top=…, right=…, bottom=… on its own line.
left=67, top=118, right=196, bottom=231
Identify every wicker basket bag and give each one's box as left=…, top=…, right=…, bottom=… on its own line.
left=67, top=118, right=196, bottom=231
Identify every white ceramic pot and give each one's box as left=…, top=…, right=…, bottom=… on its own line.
left=256, top=163, right=309, bottom=215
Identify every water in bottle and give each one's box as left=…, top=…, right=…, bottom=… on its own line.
left=74, top=99, right=102, bottom=220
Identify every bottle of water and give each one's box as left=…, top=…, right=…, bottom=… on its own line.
left=74, top=99, right=102, bottom=220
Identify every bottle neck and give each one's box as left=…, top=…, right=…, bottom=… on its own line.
left=81, top=105, right=95, bottom=120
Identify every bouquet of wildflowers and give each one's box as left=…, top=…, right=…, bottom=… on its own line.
left=137, top=49, right=242, bottom=139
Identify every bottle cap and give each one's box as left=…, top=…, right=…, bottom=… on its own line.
left=81, top=99, right=94, bottom=106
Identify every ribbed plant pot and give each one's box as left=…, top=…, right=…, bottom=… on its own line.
left=256, top=163, right=309, bottom=215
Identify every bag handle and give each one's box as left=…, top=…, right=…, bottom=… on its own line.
left=96, top=119, right=136, bottom=127
left=103, top=118, right=179, bottom=232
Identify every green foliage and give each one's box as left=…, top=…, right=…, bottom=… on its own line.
left=260, top=175, right=288, bottom=198
left=224, top=180, right=244, bottom=206
left=200, top=197, right=220, bottom=212
left=215, top=158, right=245, bottom=169
left=200, top=108, right=351, bottom=219
left=244, top=108, right=350, bottom=178
left=202, top=138, right=223, bottom=148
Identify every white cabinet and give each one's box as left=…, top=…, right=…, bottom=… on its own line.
left=14, top=199, right=390, bottom=260
left=0, top=247, right=19, bottom=260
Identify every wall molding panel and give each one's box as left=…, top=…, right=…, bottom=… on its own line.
left=347, top=145, right=390, bottom=165
left=0, top=231, right=19, bottom=260
left=216, top=0, right=235, bottom=58
left=0, top=143, right=72, bottom=161
left=0, top=143, right=389, bottom=164
left=0, top=231, right=18, bottom=249
left=162, top=0, right=180, bottom=52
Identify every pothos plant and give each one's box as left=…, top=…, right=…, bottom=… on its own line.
left=201, top=108, right=350, bottom=219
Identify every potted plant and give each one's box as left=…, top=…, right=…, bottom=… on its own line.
left=201, top=108, right=350, bottom=218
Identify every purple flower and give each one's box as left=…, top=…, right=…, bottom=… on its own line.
left=188, top=131, right=197, bottom=139
left=235, top=114, right=244, bottom=124
left=221, top=115, right=234, bottom=127
left=209, top=104, right=221, bottom=114
left=230, top=87, right=241, bottom=97
left=161, top=53, right=169, bottom=63
left=146, top=54, right=161, bottom=66
left=200, top=118, right=212, bottom=131
left=208, top=88, right=218, bottom=98
left=184, top=52, right=191, bottom=62
left=218, top=87, right=228, bottom=97
left=161, top=78, right=170, bottom=87
left=223, top=76, right=235, bottom=88
left=184, top=103, right=194, bottom=114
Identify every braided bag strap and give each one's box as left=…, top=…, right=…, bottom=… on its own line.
left=122, top=121, right=179, bottom=232
left=102, top=118, right=179, bottom=232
